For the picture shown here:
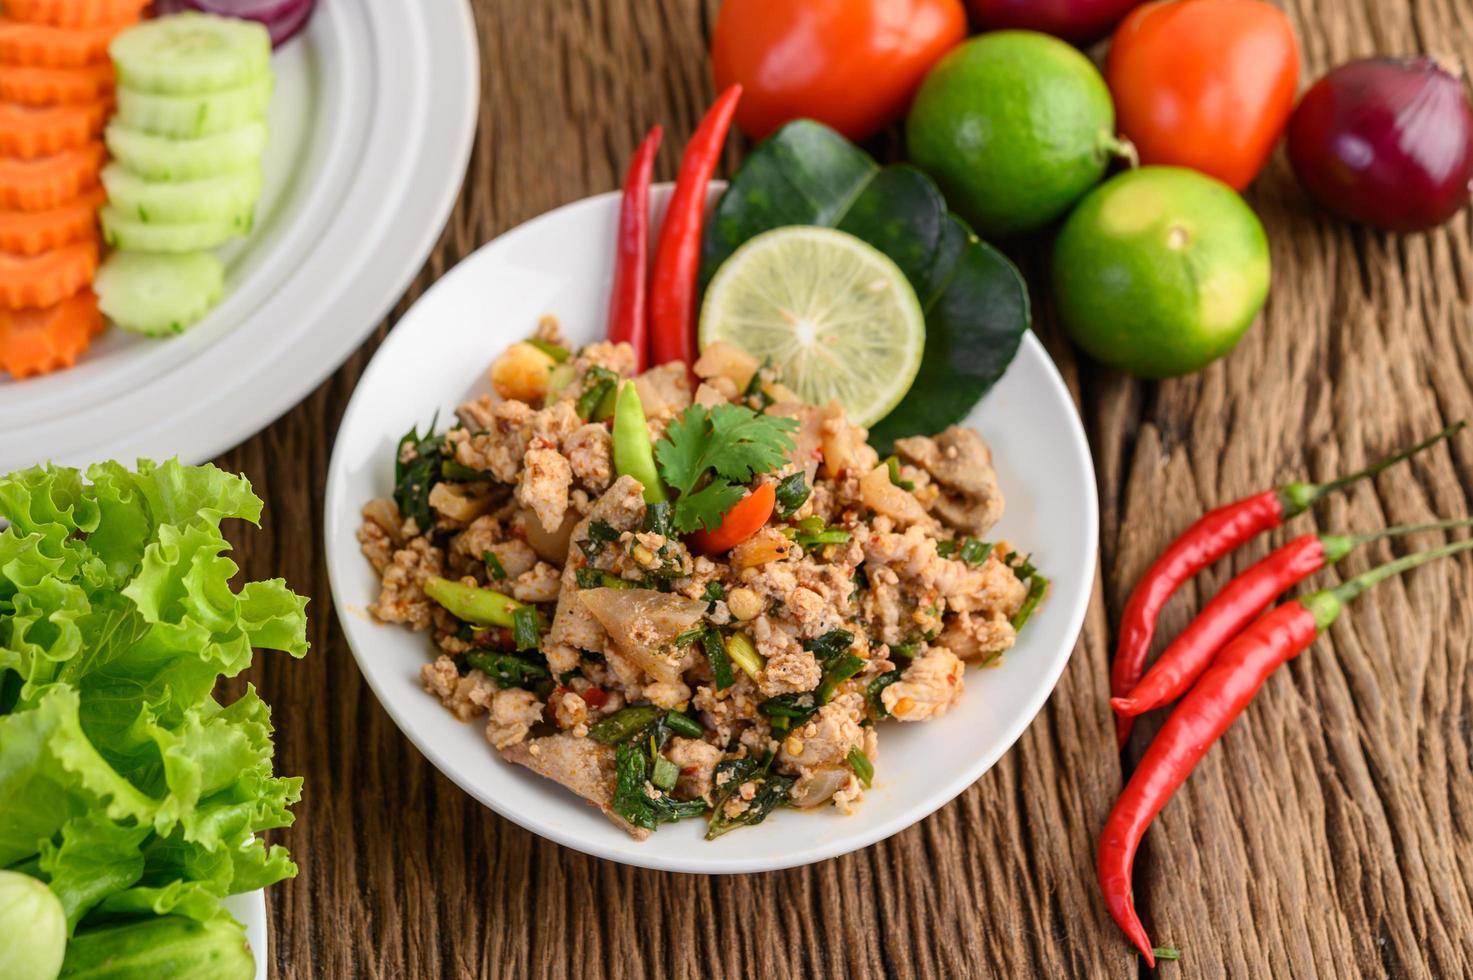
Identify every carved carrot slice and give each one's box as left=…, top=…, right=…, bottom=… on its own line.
left=0, top=99, right=109, bottom=159
left=0, top=239, right=98, bottom=308
left=0, top=288, right=100, bottom=378
left=0, top=62, right=114, bottom=105
left=0, top=185, right=103, bottom=255
left=0, top=17, right=129, bottom=67
left=3, top=0, right=148, bottom=30
left=0, top=141, right=105, bottom=210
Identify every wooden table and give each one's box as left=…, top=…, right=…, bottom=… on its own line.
left=217, top=1, right=1473, bottom=975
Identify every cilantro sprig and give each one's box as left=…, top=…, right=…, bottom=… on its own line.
left=654, top=404, right=797, bottom=533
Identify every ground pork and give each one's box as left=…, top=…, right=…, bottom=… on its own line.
left=894, top=426, right=1005, bottom=537
left=487, top=688, right=544, bottom=749
left=564, top=423, right=613, bottom=492
left=516, top=447, right=573, bottom=533
left=779, top=692, right=866, bottom=770
left=511, top=561, right=561, bottom=603
left=448, top=399, right=535, bottom=482
left=666, top=736, right=723, bottom=801
left=550, top=688, right=590, bottom=735
left=633, top=362, right=692, bottom=420
left=421, top=656, right=496, bottom=721
left=370, top=537, right=445, bottom=629
left=936, top=610, right=1017, bottom=662
left=882, top=646, right=965, bottom=721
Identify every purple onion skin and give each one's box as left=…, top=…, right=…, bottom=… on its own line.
left=157, top=0, right=316, bottom=47
left=1288, top=57, right=1473, bottom=234
left=966, top=0, right=1147, bottom=46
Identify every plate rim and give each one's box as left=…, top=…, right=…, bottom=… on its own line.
left=1, top=0, right=482, bottom=472
left=324, top=184, right=1100, bottom=874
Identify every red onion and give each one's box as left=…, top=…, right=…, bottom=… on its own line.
left=155, top=0, right=316, bottom=48
left=965, top=0, right=1147, bottom=45
left=1288, top=57, right=1473, bottom=234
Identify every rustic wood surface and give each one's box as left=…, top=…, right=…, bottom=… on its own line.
left=212, top=0, right=1473, bottom=976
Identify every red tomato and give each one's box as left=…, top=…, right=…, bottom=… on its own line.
left=688, top=482, right=776, bottom=555
left=711, top=0, right=967, bottom=142
left=1106, top=0, right=1300, bottom=190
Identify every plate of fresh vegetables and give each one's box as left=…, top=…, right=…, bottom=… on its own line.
left=324, top=92, right=1098, bottom=872
left=0, top=0, right=479, bottom=473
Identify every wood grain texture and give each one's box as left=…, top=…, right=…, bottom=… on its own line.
left=211, top=0, right=1473, bottom=976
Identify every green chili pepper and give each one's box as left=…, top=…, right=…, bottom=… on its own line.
left=525, top=337, right=571, bottom=362
left=612, top=381, right=668, bottom=504
left=423, top=576, right=522, bottom=628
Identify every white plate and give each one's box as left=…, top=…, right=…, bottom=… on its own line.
left=324, top=185, right=1099, bottom=873
left=0, top=0, right=479, bottom=472
left=221, top=890, right=268, bottom=980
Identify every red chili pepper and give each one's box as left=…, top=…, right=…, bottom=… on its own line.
left=607, top=125, right=662, bottom=371
left=1111, top=422, right=1464, bottom=747
left=649, top=84, right=742, bottom=371
left=1100, top=537, right=1473, bottom=964
left=1114, top=517, right=1473, bottom=718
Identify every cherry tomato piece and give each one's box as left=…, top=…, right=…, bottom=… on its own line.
left=711, top=0, right=967, bottom=142
left=688, top=482, right=776, bottom=555
left=1107, top=0, right=1299, bottom=190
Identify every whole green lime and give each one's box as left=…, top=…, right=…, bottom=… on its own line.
left=906, top=30, right=1122, bottom=239
left=1053, top=166, right=1270, bottom=379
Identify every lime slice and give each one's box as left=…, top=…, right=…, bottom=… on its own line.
left=699, top=226, right=925, bottom=427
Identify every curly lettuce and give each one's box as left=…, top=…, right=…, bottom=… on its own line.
left=0, top=459, right=308, bottom=975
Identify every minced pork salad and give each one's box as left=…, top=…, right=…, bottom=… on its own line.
left=357, top=319, right=1048, bottom=840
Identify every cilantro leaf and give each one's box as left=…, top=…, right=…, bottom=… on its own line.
left=654, top=404, right=798, bottom=533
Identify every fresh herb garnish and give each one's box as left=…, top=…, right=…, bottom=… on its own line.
left=773, top=471, right=810, bottom=519
left=511, top=605, right=543, bottom=652
left=1003, top=551, right=1048, bottom=632
left=702, top=628, right=736, bottom=689
left=805, top=629, right=855, bottom=662
left=867, top=668, right=903, bottom=718
left=613, top=742, right=707, bottom=830
left=578, top=519, right=621, bottom=558
left=759, top=692, right=817, bottom=733
left=847, top=747, right=874, bottom=787
left=788, top=515, right=851, bottom=548
left=393, top=419, right=446, bottom=529
left=701, top=581, right=726, bottom=603
left=575, top=567, right=637, bottom=590
left=642, top=500, right=676, bottom=538
left=885, top=456, right=915, bottom=491
left=483, top=550, right=507, bottom=580
left=705, top=754, right=795, bottom=839
left=959, top=538, right=994, bottom=566
left=654, top=404, right=798, bottom=533
left=464, top=650, right=551, bottom=692
left=576, top=366, right=620, bottom=421
left=525, top=337, right=571, bottom=362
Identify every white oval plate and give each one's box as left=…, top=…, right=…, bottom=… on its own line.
left=324, top=186, right=1099, bottom=874
left=221, top=890, right=268, bottom=980
left=0, top=0, right=479, bottom=472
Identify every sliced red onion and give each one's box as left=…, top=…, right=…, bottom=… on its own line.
left=1288, top=57, right=1473, bottom=234
left=155, top=0, right=317, bottom=48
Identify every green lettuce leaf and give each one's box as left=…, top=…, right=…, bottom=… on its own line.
left=0, top=459, right=308, bottom=947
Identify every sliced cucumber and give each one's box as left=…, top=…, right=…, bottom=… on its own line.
left=95, top=250, right=224, bottom=336
left=114, top=73, right=274, bottom=139
left=102, top=163, right=262, bottom=224
left=105, top=121, right=267, bottom=181
left=109, top=13, right=272, bottom=95
left=101, top=204, right=254, bottom=253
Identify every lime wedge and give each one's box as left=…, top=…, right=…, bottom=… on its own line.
left=699, top=226, right=925, bottom=427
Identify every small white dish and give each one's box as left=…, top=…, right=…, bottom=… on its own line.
left=324, top=185, right=1099, bottom=873
left=1, top=0, right=480, bottom=472
left=221, top=889, right=267, bottom=980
